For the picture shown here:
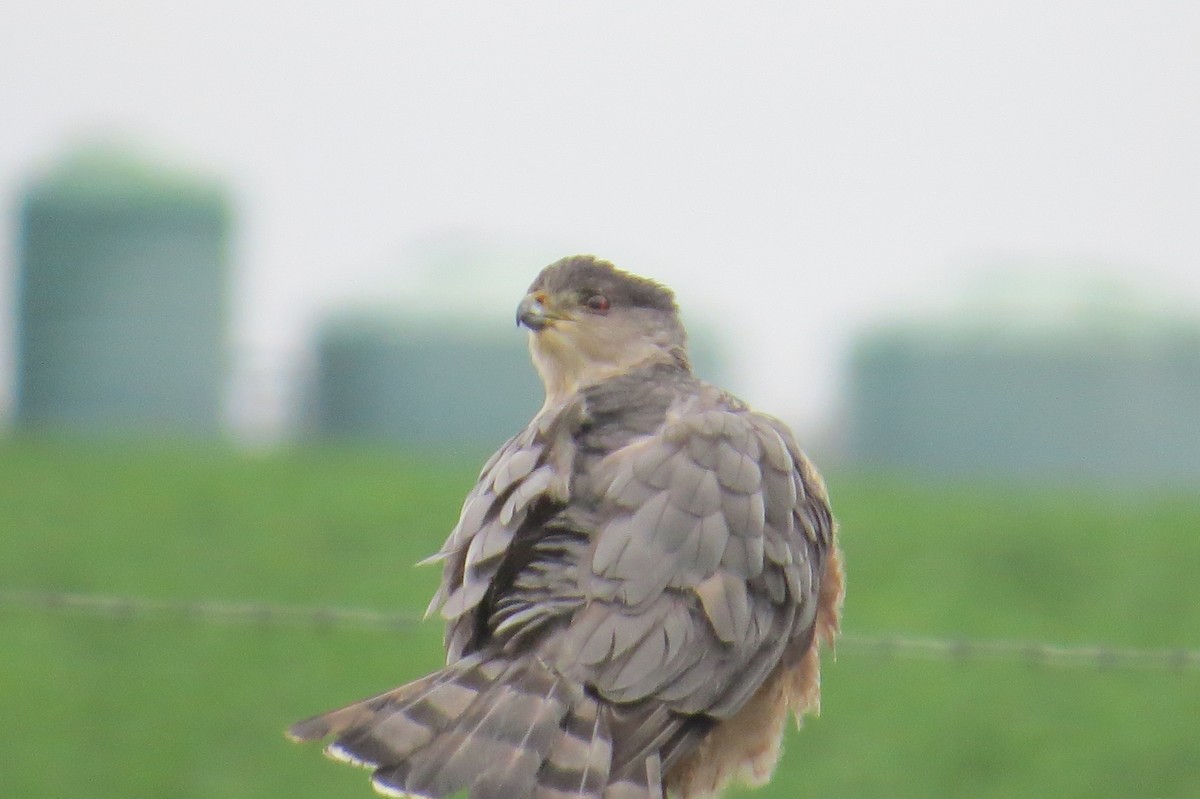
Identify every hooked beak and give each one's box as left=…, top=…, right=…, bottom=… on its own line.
left=517, top=293, right=562, bottom=331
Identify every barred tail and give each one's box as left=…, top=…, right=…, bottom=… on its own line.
left=288, top=655, right=675, bottom=799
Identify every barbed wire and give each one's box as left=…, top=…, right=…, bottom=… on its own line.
left=0, top=590, right=424, bottom=630
left=2, top=589, right=1198, bottom=673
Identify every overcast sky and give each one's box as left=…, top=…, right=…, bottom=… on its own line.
left=2, top=2, right=1198, bottom=435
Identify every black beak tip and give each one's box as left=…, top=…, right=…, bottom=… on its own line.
left=517, top=312, right=547, bottom=332
left=516, top=297, right=548, bottom=331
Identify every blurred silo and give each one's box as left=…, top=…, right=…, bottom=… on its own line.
left=310, top=315, right=541, bottom=451
left=309, top=310, right=728, bottom=452
left=14, top=147, right=230, bottom=436
left=845, top=272, right=1200, bottom=483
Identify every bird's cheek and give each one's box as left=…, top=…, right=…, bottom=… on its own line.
left=531, top=327, right=568, bottom=360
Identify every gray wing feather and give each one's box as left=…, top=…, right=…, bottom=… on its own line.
left=424, top=376, right=833, bottom=780
left=296, top=369, right=835, bottom=799
left=715, top=441, right=762, bottom=494
left=693, top=571, right=751, bottom=645
left=429, top=402, right=581, bottom=661
left=561, top=400, right=829, bottom=720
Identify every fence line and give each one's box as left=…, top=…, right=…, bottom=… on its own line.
left=0, top=590, right=424, bottom=629
left=3, top=589, right=1198, bottom=673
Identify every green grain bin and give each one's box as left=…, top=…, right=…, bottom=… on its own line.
left=309, top=310, right=728, bottom=453
left=845, top=279, right=1200, bottom=483
left=14, top=147, right=230, bottom=436
left=310, top=315, right=542, bottom=453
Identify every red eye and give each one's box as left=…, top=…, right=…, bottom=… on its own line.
left=586, top=294, right=610, bottom=313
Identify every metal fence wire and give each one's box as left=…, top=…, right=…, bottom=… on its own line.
left=2, top=590, right=1198, bottom=673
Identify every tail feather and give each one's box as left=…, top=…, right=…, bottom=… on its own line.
left=398, top=667, right=570, bottom=798
left=469, top=681, right=578, bottom=799
left=291, top=655, right=646, bottom=799
left=288, top=671, right=440, bottom=745
left=534, top=697, right=613, bottom=799
left=290, top=657, right=493, bottom=771
left=602, top=753, right=663, bottom=799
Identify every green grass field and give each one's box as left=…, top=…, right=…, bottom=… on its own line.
left=2, top=437, right=1198, bottom=798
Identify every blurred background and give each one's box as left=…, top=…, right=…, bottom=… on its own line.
left=1, top=2, right=1198, bottom=797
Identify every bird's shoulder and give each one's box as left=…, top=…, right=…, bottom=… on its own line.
left=574, top=362, right=747, bottom=453
left=573, top=361, right=819, bottom=499
left=545, top=366, right=835, bottom=717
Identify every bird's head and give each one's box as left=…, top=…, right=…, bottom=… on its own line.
left=517, top=255, right=689, bottom=401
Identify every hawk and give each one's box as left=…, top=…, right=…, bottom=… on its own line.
left=289, top=255, right=844, bottom=799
